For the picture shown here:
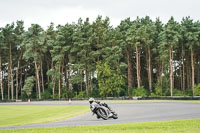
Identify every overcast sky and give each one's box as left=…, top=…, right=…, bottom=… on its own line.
left=0, top=0, right=199, bottom=29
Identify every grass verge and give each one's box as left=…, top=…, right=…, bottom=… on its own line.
left=105, top=100, right=200, bottom=104
left=1, top=119, right=200, bottom=133
left=0, top=105, right=89, bottom=127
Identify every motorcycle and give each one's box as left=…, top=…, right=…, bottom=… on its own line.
left=91, top=102, right=118, bottom=120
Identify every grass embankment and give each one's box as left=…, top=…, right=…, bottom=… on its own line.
left=0, top=105, right=89, bottom=127
left=1, top=119, right=200, bottom=133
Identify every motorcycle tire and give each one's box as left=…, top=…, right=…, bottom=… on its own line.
left=96, top=107, right=108, bottom=120
left=112, top=114, right=118, bottom=119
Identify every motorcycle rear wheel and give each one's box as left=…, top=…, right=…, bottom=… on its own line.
left=112, top=114, right=118, bottom=119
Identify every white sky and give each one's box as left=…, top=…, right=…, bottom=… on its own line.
left=0, top=0, right=199, bottom=29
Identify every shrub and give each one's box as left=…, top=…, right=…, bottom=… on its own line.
left=90, top=89, right=100, bottom=98
left=22, top=76, right=35, bottom=99
left=150, top=93, right=157, bottom=97
left=163, top=88, right=170, bottom=96
left=61, top=88, right=68, bottom=99
left=154, top=86, right=162, bottom=96
left=97, top=61, right=125, bottom=97
left=154, top=79, right=162, bottom=96
left=184, top=89, right=193, bottom=96
left=41, top=90, right=51, bottom=99
left=194, top=84, right=200, bottom=96
left=53, top=94, right=59, bottom=99
left=133, top=86, right=149, bottom=97
left=74, top=91, right=87, bottom=99
left=173, top=88, right=184, bottom=96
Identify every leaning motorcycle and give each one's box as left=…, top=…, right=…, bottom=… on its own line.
left=91, top=103, right=118, bottom=120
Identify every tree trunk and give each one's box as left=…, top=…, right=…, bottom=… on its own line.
left=180, top=62, right=183, bottom=90
left=68, top=63, right=73, bottom=99
left=40, top=60, right=45, bottom=93
left=52, top=76, right=55, bottom=99
left=61, top=61, right=65, bottom=89
left=35, top=61, right=41, bottom=99
left=136, top=46, right=141, bottom=88
left=198, top=58, right=200, bottom=84
left=156, top=60, right=162, bottom=83
left=68, top=63, right=73, bottom=91
left=191, top=47, right=194, bottom=96
left=80, top=70, right=83, bottom=92
left=0, top=56, right=4, bottom=100
left=186, top=51, right=191, bottom=89
left=20, top=68, right=23, bottom=98
left=16, top=63, right=19, bottom=100
left=46, top=59, right=50, bottom=83
left=169, top=46, right=173, bottom=96
left=85, top=64, right=89, bottom=96
left=16, top=49, right=22, bottom=100
left=8, top=53, right=10, bottom=100
left=80, top=81, right=83, bottom=92
left=58, top=64, right=61, bottom=100
left=90, top=72, right=93, bottom=92
left=182, top=56, right=185, bottom=91
left=65, top=64, right=69, bottom=91
left=127, top=50, right=134, bottom=96
left=34, top=67, right=38, bottom=98
left=160, top=63, right=163, bottom=95
left=180, top=63, right=182, bottom=90
left=58, top=77, right=61, bottom=99
left=181, top=43, right=185, bottom=91
left=51, top=61, right=55, bottom=99
left=146, top=46, right=152, bottom=92
left=9, top=44, right=14, bottom=100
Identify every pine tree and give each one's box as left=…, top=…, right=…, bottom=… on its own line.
left=51, top=24, right=74, bottom=99
left=181, top=17, right=199, bottom=95
left=141, top=16, right=156, bottom=92
left=127, top=18, right=145, bottom=88
left=117, top=18, right=134, bottom=96
left=14, top=20, right=25, bottom=100
left=159, top=17, right=180, bottom=96
left=0, top=28, right=6, bottom=100
left=73, top=18, right=94, bottom=96
left=1, top=23, right=15, bottom=100
left=45, top=23, right=57, bottom=99
left=22, top=24, right=44, bottom=99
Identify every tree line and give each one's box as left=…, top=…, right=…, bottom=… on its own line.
left=0, top=16, right=200, bottom=100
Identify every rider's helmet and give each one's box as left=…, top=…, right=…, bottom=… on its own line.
left=89, top=97, right=95, bottom=104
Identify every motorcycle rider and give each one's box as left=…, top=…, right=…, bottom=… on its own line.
left=89, top=97, right=113, bottom=119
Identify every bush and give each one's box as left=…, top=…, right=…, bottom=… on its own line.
left=163, top=88, right=170, bottom=96
left=22, top=76, right=35, bottom=99
left=41, top=90, right=51, bottom=99
left=74, top=91, right=87, bottom=99
left=154, top=86, right=162, bottom=96
left=173, top=88, right=184, bottom=96
left=150, top=93, right=157, bottom=97
left=52, top=94, right=59, bottom=99
left=154, top=79, right=162, bottom=96
left=61, top=88, right=68, bottom=99
left=59, top=88, right=75, bottom=99
left=184, top=89, right=193, bottom=96
left=90, top=89, right=100, bottom=98
left=133, top=86, right=149, bottom=97
left=194, top=84, right=200, bottom=96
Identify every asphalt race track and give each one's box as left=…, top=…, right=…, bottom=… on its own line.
left=1, top=101, right=200, bottom=129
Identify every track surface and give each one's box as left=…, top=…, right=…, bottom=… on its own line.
left=1, top=101, right=200, bottom=129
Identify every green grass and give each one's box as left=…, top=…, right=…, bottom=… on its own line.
left=0, top=105, right=89, bottom=127
left=1, top=119, right=200, bottom=133
left=105, top=100, right=200, bottom=103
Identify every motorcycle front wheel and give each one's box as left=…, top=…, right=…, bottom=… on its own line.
left=96, top=107, right=108, bottom=120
